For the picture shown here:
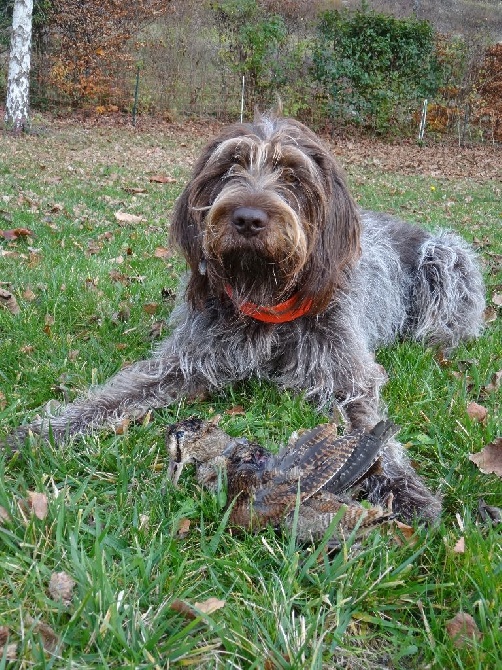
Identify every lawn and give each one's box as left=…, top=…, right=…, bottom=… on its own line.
left=0, top=115, right=501, bottom=669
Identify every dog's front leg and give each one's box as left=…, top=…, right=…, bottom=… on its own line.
left=5, top=353, right=208, bottom=449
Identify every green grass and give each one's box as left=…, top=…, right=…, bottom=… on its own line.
left=0, top=119, right=501, bottom=669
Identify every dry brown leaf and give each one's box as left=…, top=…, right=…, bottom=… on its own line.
left=492, top=292, right=502, bottom=307
left=148, top=321, right=165, bottom=339
left=124, top=187, right=148, bottom=194
left=109, top=255, right=124, bottom=265
left=194, top=597, right=226, bottom=615
left=0, top=288, right=20, bottom=315
left=114, top=211, right=145, bottom=225
left=469, top=438, right=502, bottom=477
left=25, top=616, right=60, bottom=653
left=225, top=405, right=246, bottom=416
left=44, top=313, right=55, bottom=326
left=484, top=306, right=498, bottom=323
left=170, top=599, right=197, bottom=619
left=0, top=227, right=34, bottom=240
left=20, top=344, right=35, bottom=354
left=466, top=401, right=487, bottom=422
left=478, top=498, right=502, bottom=523
left=453, top=536, right=465, bottom=553
left=114, top=417, right=130, bottom=435
left=143, top=302, right=159, bottom=315
left=445, top=612, right=482, bottom=648
left=115, top=303, right=131, bottom=322
left=27, top=491, right=49, bottom=520
left=149, top=174, right=177, bottom=184
left=170, top=597, right=225, bottom=620
left=0, top=390, right=6, bottom=411
left=23, top=288, right=36, bottom=301
left=392, top=520, right=418, bottom=546
left=0, top=625, right=17, bottom=661
left=153, top=246, right=172, bottom=259
left=49, top=571, right=76, bottom=605
left=482, top=370, right=502, bottom=395
left=0, top=505, right=11, bottom=524
left=176, top=517, right=191, bottom=539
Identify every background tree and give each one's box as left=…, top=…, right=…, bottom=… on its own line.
left=4, top=0, right=33, bottom=132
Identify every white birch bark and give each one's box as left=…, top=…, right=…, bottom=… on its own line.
left=4, top=0, right=34, bottom=132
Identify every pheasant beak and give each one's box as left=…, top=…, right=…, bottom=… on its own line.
left=167, top=429, right=188, bottom=487
left=168, top=458, right=184, bottom=487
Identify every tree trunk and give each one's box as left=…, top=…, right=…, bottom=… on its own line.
left=5, top=0, right=34, bottom=133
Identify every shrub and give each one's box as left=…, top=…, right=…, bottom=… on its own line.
left=312, top=7, right=444, bottom=132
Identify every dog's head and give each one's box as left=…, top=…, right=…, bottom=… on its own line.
left=169, top=115, right=361, bottom=316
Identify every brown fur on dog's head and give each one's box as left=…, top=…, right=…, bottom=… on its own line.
left=169, top=116, right=361, bottom=315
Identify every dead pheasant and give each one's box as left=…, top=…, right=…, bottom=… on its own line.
left=166, top=417, right=398, bottom=545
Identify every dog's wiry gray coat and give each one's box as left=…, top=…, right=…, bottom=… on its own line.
left=7, top=115, right=485, bottom=522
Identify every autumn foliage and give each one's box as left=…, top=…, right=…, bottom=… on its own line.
left=476, top=43, right=502, bottom=141
left=45, top=0, right=169, bottom=108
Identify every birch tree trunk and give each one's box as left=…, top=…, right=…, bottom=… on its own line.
left=4, top=0, right=34, bottom=133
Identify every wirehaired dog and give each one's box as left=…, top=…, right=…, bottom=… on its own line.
left=8, top=115, right=485, bottom=522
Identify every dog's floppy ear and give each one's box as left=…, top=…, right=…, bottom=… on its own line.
left=169, top=144, right=217, bottom=308
left=292, top=128, right=361, bottom=315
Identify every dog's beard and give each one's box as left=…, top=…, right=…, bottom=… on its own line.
left=206, top=247, right=297, bottom=306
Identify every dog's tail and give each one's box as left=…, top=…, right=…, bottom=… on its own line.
left=410, top=230, right=485, bottom=347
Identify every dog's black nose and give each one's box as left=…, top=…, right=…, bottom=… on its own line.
left=231, top=207, right=268, bottom=237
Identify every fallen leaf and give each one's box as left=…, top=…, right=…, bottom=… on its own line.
left=149, top=175, right=176, bottom=184
left=445, top=612, right=482, bottom=648
left=492, top=292, right=502, bottom=307
left=48, top=571, right=75, bottom=605
left=20, top=344, right=35, bottom=354
left=114, top=211, right=145, bottom=225
left=466, top=401, right=487, bottom=422
left=86, top=240, right=101, bottom=255
left=143, top=302, right=158, bottom=315
left=114, top=417, right=130, bottom=435
left=0, top=227, right=34, bottom=240
left=225, top=405, right=246, bottom=416
left=392, top=520, right=418, bottom=546
left=482, top=370, right=502, bottom=395
left=469, top=438, right=502, bottom=477
left=148, top=321, right=164, bottom=339
left=478, top=498, right=502, bottom=523
left=0, top=390, right=6, bottom=410
left=453, top=537, right=465, bottom=553
left=170, top=597, right=225, bottom=620
left=68, top=349, right=79, bottom=361
left=28, top=250, right=41, bottom=267
left=22, top=288, right=36, bottom=301
left=115, top=303, right=131, bottom=322
left=170, top=599, right=197, bottom=619
left=154, top=246, right=172, bottom=259
left=27, top=491, right=49, bottom=520
left=0, top=506, right=11, bottom=524
left=484, top=306, right=497, bottom=323
left=0, top=625, right=17, bottom=661
left=45, top=313, right=55, bottom=326
left=25, top=616, right=60, bottom=653
left=109, top=255, right=124, bottom=265
left=124, top=187, right=148, bottom=194
left=194, top=597, right=226, bottom=615
left=176, top=517, right=191, bottom=538
left=0, top=288, right=20, bottom=315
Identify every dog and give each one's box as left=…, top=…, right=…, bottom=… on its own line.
left=7, top=114, right=485, bottom=522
